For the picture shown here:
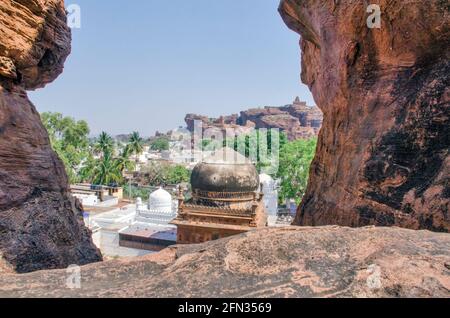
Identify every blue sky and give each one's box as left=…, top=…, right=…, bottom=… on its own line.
left=29, top=0, right=313, bottom=137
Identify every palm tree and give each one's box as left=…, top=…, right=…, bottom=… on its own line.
left=128, top=131, right=144, bottom=170
left=115, top=145, right=135, bottom=173
left=128, top=131, right=144, bottom=156
left=95, top=132, right=114, bottom=157
left=92, top=151, right=122, bottom=186
left=78, top=154, right=97, bottom=183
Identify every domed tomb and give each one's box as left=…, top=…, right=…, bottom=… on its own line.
left=172, top=147, right=267, bottom=244
left=191, top=148, right=260, bottom=193
left=190, top=148, right=262, bottom=209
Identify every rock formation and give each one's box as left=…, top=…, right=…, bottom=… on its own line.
left=279, top=0, right=449, bottom=231
left=0, top=0, right=102, bottom=273
left=0, top=226, right=448, bottom=297
left=185, top=97, right=323, bottom=141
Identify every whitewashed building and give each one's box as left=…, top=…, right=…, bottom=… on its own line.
left=132, top=187, right=178, bottom=230
left=117, top=188, right=178, bottom=252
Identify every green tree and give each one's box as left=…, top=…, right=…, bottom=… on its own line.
left=141, top=161, right=168, bottom=186
left=277, top=137, right=317, bottom=204
left=78, top=154, right=97, bottom=183
left=40, top=112, right=90, bottom=183
left=123, top=184, right=151, bottom=200
left=95, top=132, right=114, bottom=156
left=165, top=165, right=191, bottom=184
left=128, top=131, right=144, bottom=155
left=150, top=136, right=170, bottom=151
left=140, top=162, right=191, bottom=186
left=115, top=145, right=135, bottom=174
left=128, top=131, right=144, bottom=172
left=92, top=151, right=123, bottom=186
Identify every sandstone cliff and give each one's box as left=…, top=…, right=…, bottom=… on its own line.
left=185, top=97, right=323, bottom=141
left=0, top=226, right=448, bottom=297
left=279, top=0, right=449, bottom=231
left=0, top=0, right=102, bottom=273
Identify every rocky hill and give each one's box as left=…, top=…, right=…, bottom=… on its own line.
left=0, top=226, right=448, bottom=297
left=279, top=0, right=449, bottom=232
left=185, top=97, right=323, bottom=141
left=0, top=0, right=102, bottom=273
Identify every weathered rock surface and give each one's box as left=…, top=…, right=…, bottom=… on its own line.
left=0, top=0, right=102, bottom=273
left=0, top=226, right=448, bottom=297
left=279, top=0, right=449, bottom=231
left=0, top=0, right=71, bottom=89
left=185, top=97, right=323, bottom=141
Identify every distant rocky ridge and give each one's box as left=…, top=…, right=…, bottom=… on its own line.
left=185, top=97, right=323, bottom=141
left=0, top=0, right=102, bottom=273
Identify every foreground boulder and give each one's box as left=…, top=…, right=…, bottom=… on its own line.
left=0, top=0, right=102, bottom=273
left=0, top=226, right=448, bottom=297
left=279, top=0, right=449, bottom=231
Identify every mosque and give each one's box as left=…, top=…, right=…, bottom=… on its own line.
left=171, top=147, right=267, bottom=244
left=118, top=187, right=178, bottom=251
left=133, top=187, right=177, bottom=228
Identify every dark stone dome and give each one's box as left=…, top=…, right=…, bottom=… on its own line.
left=191, top=148, right=260, bottom=193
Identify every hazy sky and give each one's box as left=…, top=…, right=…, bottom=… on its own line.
left=29, top=0, right=313, bottom=137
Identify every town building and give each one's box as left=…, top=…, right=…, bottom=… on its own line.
left=71, top=184, right=123, bottom=207
left=85, top=204, right=151, bottom=258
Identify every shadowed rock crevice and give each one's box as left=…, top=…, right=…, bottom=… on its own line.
left=0, top=0, right=102, bottom=273
left=279, top=0, right=449, bottom=232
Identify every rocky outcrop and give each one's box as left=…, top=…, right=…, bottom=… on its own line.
left=0, top=0, right=71, bottom=89
left=238, top=98, right=323, bottom=140
left=0, top=226, right=448, bottom=297
left=185, top=97, right=323, bottom=141
left=0, top=0, right=102, bottom=273
left=279, top=0, right=449, bottom=231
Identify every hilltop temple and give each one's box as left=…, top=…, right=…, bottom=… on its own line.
left=171, top=148, right=267, bottom=244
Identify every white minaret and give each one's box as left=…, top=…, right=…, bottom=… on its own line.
left=259, top=173, right=278, bottom=225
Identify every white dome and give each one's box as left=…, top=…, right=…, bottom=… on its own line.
left=149, top=188, right=173, bottom=213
